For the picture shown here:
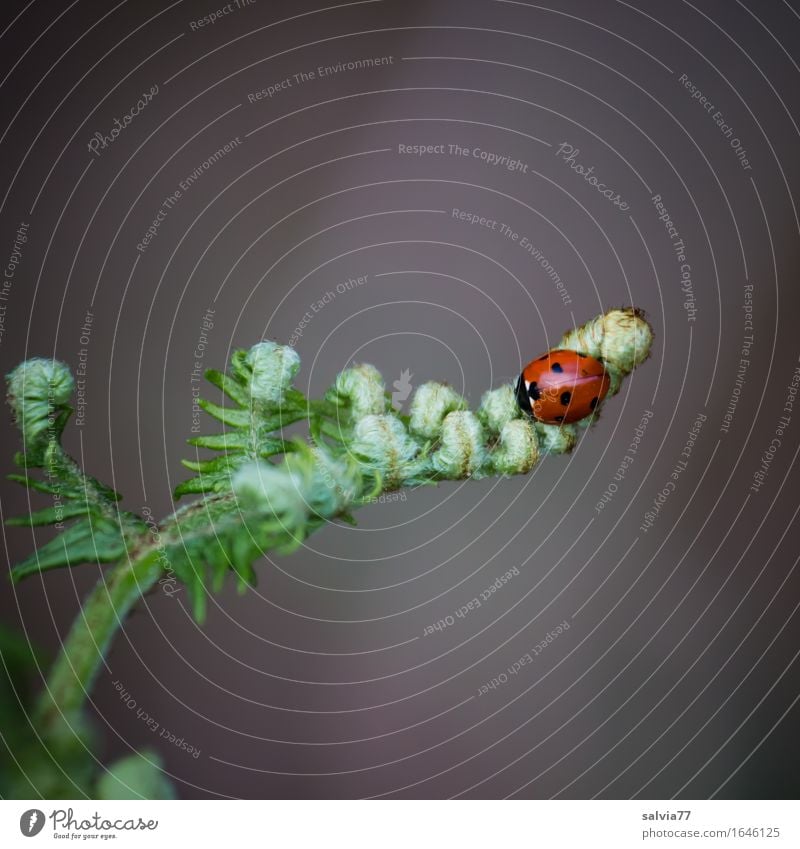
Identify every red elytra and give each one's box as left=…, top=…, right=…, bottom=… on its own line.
left=515, top=349, right=610, bottom=424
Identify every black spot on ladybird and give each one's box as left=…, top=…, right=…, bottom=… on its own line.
left=528, top=382, right=541, bottom=401
left=551, top=362, right=563, bottom=373
left=560, top=391, right=571, bottom=406
left=590, top=396, right=598, bottom=410
left=515, top=374, right=531, bottom=413
left=554, top=415, right=564, bottom=423
left=577, top=352, right=587, bottom=357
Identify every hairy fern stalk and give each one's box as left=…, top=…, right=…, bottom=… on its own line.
left=3, top=307, right=652, bottom=797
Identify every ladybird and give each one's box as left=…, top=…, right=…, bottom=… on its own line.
left=515, top=349, right=610, bottom=424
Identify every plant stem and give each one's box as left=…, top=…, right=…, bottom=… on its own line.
left=34, top=551, right=163, bottom=735
left=15, top=307, right=654, bottom=745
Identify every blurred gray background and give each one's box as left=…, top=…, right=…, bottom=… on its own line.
left=1, top=0, right=799, bottom=798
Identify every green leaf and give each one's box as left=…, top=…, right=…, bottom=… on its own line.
left=180, top=455, right=242, bottom=474
left=173, top=477, right=217, bottom=497
left=210, top=551, right=227, bottom=593
left=198, top=399, right=251, bottom=428
left=174, top=472, right=238, bottom=499
left=187, top=431, right=252, bottom=451
left=79, top=475, right=122, bottom=503
left=8, top=473, right=61, bottom=494
left=1, top=714, right=98, bottom=799
left=228, top=347, right=250, bottom=383
left=283, top=388, right=308, bottom=408
left=187, top=431, right=289, bottom=462
left=11, top=518, right=126, bottom=582
left=256, top=408, right=308, bottom=432
left=204, top=368, right=250, bottom=407
left=8, top=472, right=121, bottom=506
left=6, top=502, right=92, bottom=526
left=230, top=535, right=257, bottom=590
left=96, top=750, right=176, bottom=800
left=191, top=570, right=207, bottom=623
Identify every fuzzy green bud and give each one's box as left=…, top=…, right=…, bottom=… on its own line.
left=232, top=461, right=308, bottom=530
left=243, top=342, right=301, bottom=405
left=559, top=308, right=652, bottom=376
left=305, top=448, right=362, bottom=516
left=491, top=419, right=540, bottom=474
left=432, top=411, right=487, bottom=478
left=534, top=422, right=577, bottom=454
left=409, top=382, right=467, bottom=440
left=327, top=364, right=388, bottom=419
left=351, top=414, right=418, bottom=488
left=478, top=384, right=520, bottom=434
left=6, top=358, right=74, bottom=445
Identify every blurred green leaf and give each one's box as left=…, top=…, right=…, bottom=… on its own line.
left=96, top=749, right=176, bottom=800
left=11, top=517, right=127, bottom=582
